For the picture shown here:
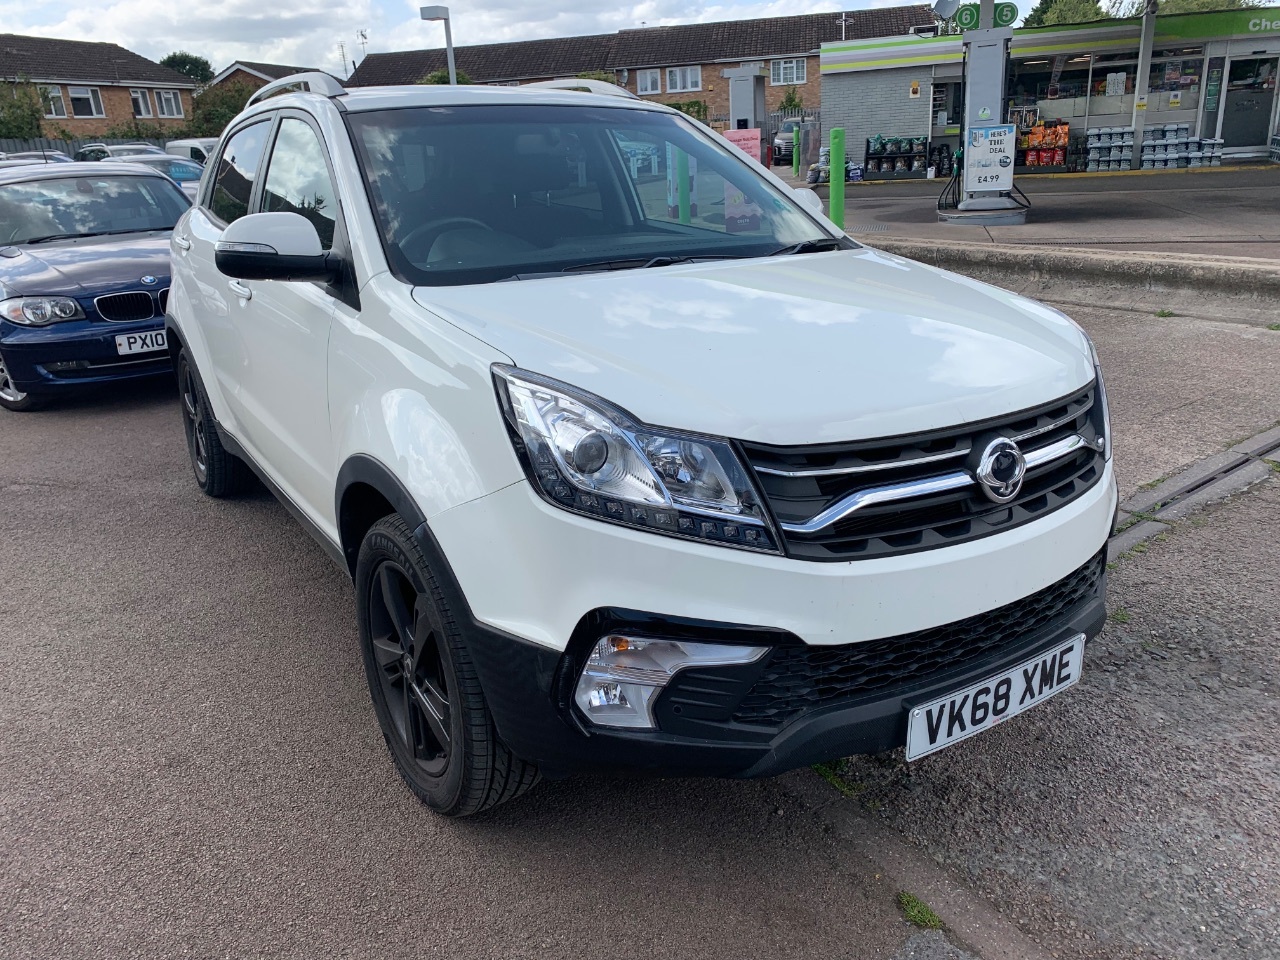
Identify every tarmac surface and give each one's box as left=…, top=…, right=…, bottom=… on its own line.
left=2, top=297, right=1278, bottom=958
left=793, top=164, right=1280, bottom=261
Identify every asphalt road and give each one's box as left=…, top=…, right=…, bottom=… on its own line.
left=0, top=380, right=921, bottom=959
left=3, top=299, right=1277, bottom=959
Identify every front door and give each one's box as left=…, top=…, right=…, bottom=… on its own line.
left=1220, top=57, right=1278, bottom=148
left=226, top=114, right=344, bottom=523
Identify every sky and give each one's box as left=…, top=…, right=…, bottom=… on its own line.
left=2, top=0, right=1040, bottom=80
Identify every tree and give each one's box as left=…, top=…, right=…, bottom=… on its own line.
left=160, top=51, right=214, bottom=84
left=1024, top=0, right=1108, bottom=26
left=0, top=81, right=45, bottom=138
left=419, top=68, right=472, bottom=84
left=779, top=86, right=803, bottom=111
left=665, top=100, right=709, bottom=122
left=1109, top=0, right=1260, bottom=13
left=187, top=80, right=255, bottom=137
left=577, top=70, right=618, bottom=84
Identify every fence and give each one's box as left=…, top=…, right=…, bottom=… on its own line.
left=0, top=137, right=168, bottom=157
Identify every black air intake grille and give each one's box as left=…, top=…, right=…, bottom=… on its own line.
left=95, top=291, right=155, bottom=322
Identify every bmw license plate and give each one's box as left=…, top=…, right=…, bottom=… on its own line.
left=115, top=330, right=167, bottom=355
left=905, top=634, right=1085, bottom=761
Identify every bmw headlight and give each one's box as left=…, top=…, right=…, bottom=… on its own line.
left=0, top=296, right=85, bottom=326
left=494, top=365, right=780, bottom=552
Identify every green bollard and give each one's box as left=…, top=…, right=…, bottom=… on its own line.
left=829, top=128, right=845, bottom=231
left=676, top=150, right=691, bottom=225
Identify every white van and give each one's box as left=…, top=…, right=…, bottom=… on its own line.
left=164, top=138, right=221, bottom=164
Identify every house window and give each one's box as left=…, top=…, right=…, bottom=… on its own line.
left=68, top=86, right=105, bottom=118
left=155, top=90, right=183, bottom=118
left=39, top=86, right=66, bottom=119
left=130, top=89, right=153, bottom=118
left=665, top=66, right=701, bottom=93
left=636, top=68, right=662, bottom=95
left=770, top=59, right=807, bottom=86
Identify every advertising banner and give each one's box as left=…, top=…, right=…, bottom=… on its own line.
left=963, top=124, right=1016, bottom=192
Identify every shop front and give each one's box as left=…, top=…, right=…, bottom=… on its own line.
left=819, top=8, right=1280, bottom=179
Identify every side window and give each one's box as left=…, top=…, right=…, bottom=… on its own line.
left=260, top=118, right=338, bottom=249
left=210, top=121, right=271, bottom=224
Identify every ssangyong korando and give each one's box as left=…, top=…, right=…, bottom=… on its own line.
left=166, top=75, right=1116, bottom=816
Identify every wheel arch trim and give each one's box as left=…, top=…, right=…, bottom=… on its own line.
left=336, top=453, right=431, bottom=576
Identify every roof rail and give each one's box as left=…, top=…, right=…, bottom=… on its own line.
left=523, top=78, right=639, bottom=100
left=246, top=72, right=346, bottom=108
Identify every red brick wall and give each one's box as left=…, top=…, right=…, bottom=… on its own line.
left=215, top=69, right=271, bottom=92
left=617, top=55, right=821, bottom=123
left=39, top=84, right=193, bottom=136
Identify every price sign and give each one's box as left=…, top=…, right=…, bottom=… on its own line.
left=963, top=124, right=1016, bottom=193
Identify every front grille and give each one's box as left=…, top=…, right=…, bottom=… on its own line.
left=158, top=288, right=169, bottom=314
left=741, top=384, right=1104, bottom=561
left=729, top=549, right=1105, bottom=727
left=95, top=291, right=155, bottom=322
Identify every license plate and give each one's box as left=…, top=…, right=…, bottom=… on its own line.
left=115, top=330, right=167, bottom=355
left=906, top=635, right=1085, bottom=761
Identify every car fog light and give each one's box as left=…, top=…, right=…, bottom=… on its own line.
left=573, top=635, right=769, bottom=729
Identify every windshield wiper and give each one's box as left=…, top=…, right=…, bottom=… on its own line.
left=768, top=237, right=849, bottom=257
left=500, top=254, right=740, bottom=282
left=25, top=228, right=166, bottom=244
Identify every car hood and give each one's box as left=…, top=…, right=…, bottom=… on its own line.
left=0, top=233, right=172, bottom=299
left=412, top=248, right=1094, bottom=445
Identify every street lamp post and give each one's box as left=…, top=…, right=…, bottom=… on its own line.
left=420, top=5, right=457, bottom=85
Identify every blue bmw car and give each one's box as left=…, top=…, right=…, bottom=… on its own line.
left=0, top=162, right=191, bottom=411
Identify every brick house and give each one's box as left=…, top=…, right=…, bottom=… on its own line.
left=0, top=34, right=197, bottom=136
left=347, top=7, right=934, bottom=123
left=207, top=60, right=321, bottom=93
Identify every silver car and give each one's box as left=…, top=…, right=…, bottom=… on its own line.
left=114, top=154, right=204, bottom=200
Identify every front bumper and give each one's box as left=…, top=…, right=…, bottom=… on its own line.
left=0, top=318, right=171, bottom=393
left=429, top=458, right=1116, bottom=777
left=460, top=550, right=1106, bottom=778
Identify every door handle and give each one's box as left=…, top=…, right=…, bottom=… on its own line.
left=173, top=235, right=191, bottom=251
left=228, top=280, right=252, bottom=301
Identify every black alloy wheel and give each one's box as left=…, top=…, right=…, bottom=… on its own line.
left=355, top=515, right=539, bottom=816
left=367, top=559, right=453, bottom=777
left=177, top=348, right=245, bottom=497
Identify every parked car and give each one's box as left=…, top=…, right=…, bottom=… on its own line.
left=772, top=118, right=813, bottom=164
left=0, top=162, right=190, bottom=411
left=165, top=138, right=221, bottom=164
left=168, top=75, right=1115, bottom=817
left=73, top=143, right=166, bottom=162
left=115, top=154, right=204, bottom=199
left=1, top=150, right=74, bottom=163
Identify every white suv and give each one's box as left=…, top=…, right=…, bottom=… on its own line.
left=166, top=75, right=1116, bottom=816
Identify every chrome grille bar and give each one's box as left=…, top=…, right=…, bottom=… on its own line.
left=780, top=433, right=1093, bottom=535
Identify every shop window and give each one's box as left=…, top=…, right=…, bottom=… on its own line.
left=130, top=89, right=153, bottom=118
left=68, top=86, right=104, bottom=118
left=637, top=69, right=661, bottom=95
left=770, top=59, right=806, bottom=86
left=666, top=66, right=701, bottom=93
left=39, top=86, right=66, bottom=119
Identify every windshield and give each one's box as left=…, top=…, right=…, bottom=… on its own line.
left=347, top=104, right=831, bottom=286
left=0, top=174, right=190, bottom=245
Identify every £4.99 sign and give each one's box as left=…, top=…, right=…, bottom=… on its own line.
left=963, top=124, right=1016, bottom=193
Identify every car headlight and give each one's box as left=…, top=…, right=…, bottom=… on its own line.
left=575, top=634, right=769, bottom=729
left=1072, top=328, right=1112, bottom=463
left=0, top=296, right=85, bottom=326
left=493, top=365, right=780, bottom=552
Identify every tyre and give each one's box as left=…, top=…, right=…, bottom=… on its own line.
left=355, top=515, right=539, bottom=816
left=0, top=354, right=39, bottom=412
left=177, top=347, right=247, bottom=497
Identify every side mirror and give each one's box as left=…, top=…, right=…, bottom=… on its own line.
left=794, top=187, right=824, bottom=216
left=215, top=212, right=338, bottom=282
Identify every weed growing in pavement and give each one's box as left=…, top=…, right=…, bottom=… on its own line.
left=813, top=762, right=865, bottom=799
left=1155, top=309, right=1175, bottom=317
left=1139, top=477, right=1166, bottom=490
left=1109, top=607, right=1132, bottom=624
left=1268, top=323, right=1280, bottom=331
left=897, top=892, right=944, bottom=929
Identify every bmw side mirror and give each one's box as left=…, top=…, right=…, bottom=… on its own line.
left=215, top=212, right=339, bottom=283
left=794, top=188, right=824, bottom=216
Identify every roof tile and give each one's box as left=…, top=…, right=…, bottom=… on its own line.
left=0, top=33, right=196, bottom=86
